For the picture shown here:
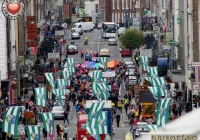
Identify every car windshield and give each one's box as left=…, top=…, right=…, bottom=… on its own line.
left=68, top=46, right=76, bottom=49
left=137, top=123, right=148, bottom=128
left=53, top=106, right=63, bottom=111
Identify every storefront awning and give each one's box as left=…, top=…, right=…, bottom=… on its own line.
left=167, top=70, right=185, bottom=82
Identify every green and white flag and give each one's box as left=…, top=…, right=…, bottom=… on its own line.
left=40, top=113, right=54, bottom=133
left=98, top=111, right=108, bottom=134
left=146, top=125, right=158, bottom=132
left=51, top=89, right=69, bottom=104
left=62, top=71, right=72, bottom=80
left=147, top=67, right=158, bottom=78
left=92, top=83, right=109, bottom=101
left=26, top=125, right=40, bottom=140
left=140, top=56, right=149, bottom=71
left=99, top=57, right=108, bottom=68
left=91, top=70, right=103, bottom=83
left=152, top=77, right=167, bottom=89
left=34, top=88, right=47, bottom=107
left=2, top=107, right=22, bottom=135
left=156, top=98, right=172, bottom=127
left=148, top=87, right=160, bottom=100
left=56, top=79, right=69, bottom=89
left=44, top=73, right=55, bottom=89
left=86, top=103, right=105, bottom=140
left=66, top=58, right=75, bottom=72
left=145, top=77, right=152, bottom=84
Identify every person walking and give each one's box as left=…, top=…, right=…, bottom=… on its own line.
left=56, top=124, right=60, bottom=139
left=60, top=125, right=64, bottom=140
left=81, top=50, right=84, bottom=58
left=64, top=110, right=70, bottom=124
left=42, top=127, right=47, bottom=140
left=64, top=126, right=69, bottom=140
left=116, top=113, right=121, bottom=127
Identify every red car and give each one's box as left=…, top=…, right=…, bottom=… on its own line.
left=121, top=48, right=131, bottom=57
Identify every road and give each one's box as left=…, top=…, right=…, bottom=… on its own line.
left=39, top=29, right=130, bottom=140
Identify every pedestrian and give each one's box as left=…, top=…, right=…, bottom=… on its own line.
left=64, top=110, right=70, bottom=124
left=64, top=126, right=69, bottom=140
left=178, top=106, right=182, bottom=116
left=116, top=112, right=120, bottom=127
left=56, top=124, right=60, bottom=139
left=135, top=55, right=139, bottom=66
left=42, top=127, right=47, bottom=140
left=59, top=125, right=64, bottom=140
left=81, top=50, right=84, bottom=58
left=43, top=53, right=47, bottom=64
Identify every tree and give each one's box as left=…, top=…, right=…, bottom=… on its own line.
left=119, top=29, right=144, bottom=51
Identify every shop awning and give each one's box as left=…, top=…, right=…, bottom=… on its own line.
left=167, top=70, right=185, bottom=82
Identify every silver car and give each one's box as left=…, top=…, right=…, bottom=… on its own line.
left=108, top=38, right=117, bottom=45
left=52, top=106, right=64, bottom=119
left=71, top=32, right=80, bottom=39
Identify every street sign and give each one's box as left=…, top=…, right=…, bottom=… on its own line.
left=192, top=62, right=200, bottom=67
left=29, top=101, right=33, bottom=106
left=193, top=85, right=200, bottom=90
left=188, top=64, right=193, bottom=70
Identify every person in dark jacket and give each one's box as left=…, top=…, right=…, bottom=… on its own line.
left=116, top=113, right=120, bottom=127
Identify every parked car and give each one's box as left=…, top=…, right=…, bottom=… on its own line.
left=99, top=48, right=110, bottom=57
left=97, top=23, right=102, bottom=29
left=121, top=48, right=132, bottom=57
left=67, top=45, right=78, bottom=54
left=52, top=106, right=64, bottom=119
left=108, top=38, right=117, bottom=45
left=117, top=27, right=126, bottom=37
left=71, top=32, right=80, bottom=39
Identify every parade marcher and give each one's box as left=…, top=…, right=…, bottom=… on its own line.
left=56, top=124, right=60, bottom=139
left=59, top=125, right=64, bottom=140
left=116, top=112, right=121, bottom=127
left=81, top=50, right=84, bottom=58
left=64, top=126, right=69, bottom=140
left=64, top=110, right=70, bottom=124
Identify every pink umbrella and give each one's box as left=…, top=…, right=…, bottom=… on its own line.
left=81, top=62, right=89, bottom=68
left=75, top=64, right=80, bottom=68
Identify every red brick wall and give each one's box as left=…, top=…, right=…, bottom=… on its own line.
left=63, top=3, right=73, bottom=18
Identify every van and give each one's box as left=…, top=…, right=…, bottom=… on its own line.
left=72, top=22, right=93, bottom=33
left=121, top=48, right=131, bottom=57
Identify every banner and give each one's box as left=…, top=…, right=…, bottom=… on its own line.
left=140, top=103, right=155, bottom=119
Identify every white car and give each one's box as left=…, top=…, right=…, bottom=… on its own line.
left=117, top=27, right=126, bottom=37
left=108, top=38, right=117, bottom=45
left=136, top=122, right=148, bottom=129
left=124, top=61, right=134, bottom=65
left=128, top=76, right=137, bottom=85
left=99, top=48, right=110, bottom=57
left=123, top=57, right=132, bottom=62
left=125, top=69, right=135, bottom=76
left=71, top=32, right=80, bottom=39
left=127, top=64, right=136, bottom=69
left=52, top=106, right=65, bottom=119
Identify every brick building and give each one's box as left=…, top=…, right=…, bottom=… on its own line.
left=99, top=0, right=112, bottom=22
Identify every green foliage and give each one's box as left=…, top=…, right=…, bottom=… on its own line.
left=64, top=18, right=72, bottom=25
left=119, top=29, right=144, bottom=50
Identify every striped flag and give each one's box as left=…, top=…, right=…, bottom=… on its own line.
left=156, top=98, right=172, bottom=127
left=44, top=73, right=55, bottom=89
left=98, top=111, right=108, bottom=134
left=86, top=103, right=105, bottom=140
left=147, top=67, right=158, bottom=78
left=91, top=70, right=103, bottom=83
left=34, top=88, right=46, bottom=107
left=40, top=113, right=54, bottom=133
left=56, top=79, right=69, bottom=89
left=145, top=77, right=152, bottom=83
left=66, top=58, right=75, bottom=72
left=26, top=125, right=40, bottom=140
left=99, top=57, right=108, bottom=68
left=92, top=83, right=109, bottom=101
left=146, top=125, right=158, bottom=132
left=62, top=71, right=72, bottom=79
left=152, top=77, right=166, bottom=87
left=51, top=89, right=69, bottom=104
left=140, top=56, right=149, bottom=71
left=2, top=107, right=22, bottom=135
left=148, top=86, right=167, bottom=99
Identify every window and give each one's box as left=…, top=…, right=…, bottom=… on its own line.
left=130, top=0, right=132, bottom=9
left=112, top=13, right=114, bottom=22
left=117, top=0, right=119, bottom=9
left=115, top=13, right=117, bottom=23
left=118, top=12, right=120, bottom=23
left=95, top=4, right=98, bottom=13
left=102, top=0, right=105, bottom=6
left=113, top=0, right=115, bottom=9
left=122, top=0, right=124, bottom=9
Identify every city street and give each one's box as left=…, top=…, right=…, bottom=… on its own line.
left=55, top=29, right=130, bottom=140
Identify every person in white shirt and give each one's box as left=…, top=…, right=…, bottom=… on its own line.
left=64, top=126, right=69, bottom=140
